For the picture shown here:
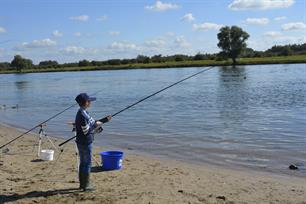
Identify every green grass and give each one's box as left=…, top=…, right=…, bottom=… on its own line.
left=1, top=55, right=306, bottom=74
left=238, top=55, right=306, bottom=64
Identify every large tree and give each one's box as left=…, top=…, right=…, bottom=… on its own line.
left=11, top=55, right=34, bottom=71
left=217, top=26, right=249, bottom=64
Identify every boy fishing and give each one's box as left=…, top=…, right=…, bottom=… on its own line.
left=75, top=93, right=112, bottom=191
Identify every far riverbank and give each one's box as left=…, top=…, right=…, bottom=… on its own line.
left=1, top=55, right=306, bottom=74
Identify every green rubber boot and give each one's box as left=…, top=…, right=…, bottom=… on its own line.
left=79, top=171, right=85, bottom=189
left=83, top=173, right=95, bottom=192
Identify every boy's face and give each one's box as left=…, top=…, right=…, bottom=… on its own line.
left=84, top=100, right=91, bottom=108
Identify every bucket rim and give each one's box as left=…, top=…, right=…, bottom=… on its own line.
left=41, top=149, right=54, bottom=153
left=99, top=151, right=123, bottom=156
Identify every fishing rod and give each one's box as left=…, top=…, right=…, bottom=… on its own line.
left=58, top=66, right=214, bottom=147
left=0, top=90, right=104, bottom=150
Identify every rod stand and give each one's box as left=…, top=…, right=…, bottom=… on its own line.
left=37, top=124, right=58, bottom=157
left=71, top=125, right=80, bottom=173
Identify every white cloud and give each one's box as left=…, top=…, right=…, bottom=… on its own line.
left=165, top=32, right=175, bottom=37
left=74, top=32, right=81, bottom=37
left=64, top=46, right=85, bottom=54
left=108, top=41, right=139, bottom=51
left=144, top=38, right=166, bottom=48
left=273, top=35, right=305, bottom=44
left=264, top=31, right=306, bottom=44
left=133, top=34, right=194, bottom=55
left=109, top=31, right=120, bottom=36
left=263, top=31, right=282, bottom=37
left=174, top=36, right=191, bottom=48
left=282, top=22, right=306, bottom=31
left=63, top=46, right=98, bottom=55
left=193, top=22, right=223, bottom=31
left=22, top=38, right=57, bottom=48
left=244, top=17, right=269, bottom=25
left=181, top=13, right=195, bottom=22
left=145, top=1, right=179, bottom=12
left=274, top=16, right=287, bottom=21
left=69, top=15, right=89, bottom=22
left=0, top=27, right=6, bottom=33
left=52, top=30, right=63, bottom=37
left=229, top=0, right=294, bottom=10
left=249, top=34, right=305, bottom=50
left=97, top=15, right=108, bottom=21
left=141, top=33, right=178, bottom=53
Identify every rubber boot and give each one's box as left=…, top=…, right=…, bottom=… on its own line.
left=79, top=171, right=85, bottom=189
left=83, top=173, right=95, bottom=192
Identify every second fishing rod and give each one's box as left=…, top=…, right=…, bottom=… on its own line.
left=59, top=66, right=214, bottom=147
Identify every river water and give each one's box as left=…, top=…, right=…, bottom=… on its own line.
left=1, top=64, right=306, bottom=174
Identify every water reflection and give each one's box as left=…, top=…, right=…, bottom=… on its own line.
left=15, top=81, right=30, bottom=90
left=217, top=66, right=248, bottom=126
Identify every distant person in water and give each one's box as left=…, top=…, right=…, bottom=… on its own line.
left=75, top=93, right=112, bottom=191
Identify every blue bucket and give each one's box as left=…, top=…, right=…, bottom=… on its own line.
left=100, top=151, right=124, bottom=171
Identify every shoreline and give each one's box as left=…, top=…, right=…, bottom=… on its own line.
left=1, top=124, right=306, bottom=203
left=0, top=121, right=305, bottom=179
left=1, top=55, right=306, bottom=75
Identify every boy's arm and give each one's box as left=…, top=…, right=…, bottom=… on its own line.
left=80, top=116, right=90, bottom=135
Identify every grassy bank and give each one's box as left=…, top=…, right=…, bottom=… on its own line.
left=1, top=55, right=306, bottom=74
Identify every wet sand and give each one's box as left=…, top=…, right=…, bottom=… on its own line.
left=0, top=124, right=306, bottom=204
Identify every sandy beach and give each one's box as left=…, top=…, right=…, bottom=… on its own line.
left=0, top=124, right=305, bottom=204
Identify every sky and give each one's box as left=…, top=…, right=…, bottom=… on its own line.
left=0, top=0, right=305, bottom=63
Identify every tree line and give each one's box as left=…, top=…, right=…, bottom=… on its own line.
left=1, top=25, right=306, bottom=71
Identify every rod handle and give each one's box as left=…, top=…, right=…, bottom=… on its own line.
left=58, top=136, right=76, bottom=147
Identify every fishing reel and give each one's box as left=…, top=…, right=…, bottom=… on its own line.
left=93, top=125, right=103, bottom=134
left=69, top=122, right=103, bottom=134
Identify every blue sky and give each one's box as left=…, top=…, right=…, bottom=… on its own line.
left=0, top=0, right=305, bottom=63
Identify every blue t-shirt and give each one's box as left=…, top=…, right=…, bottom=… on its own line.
left=75, top=108, right=96, bottom=145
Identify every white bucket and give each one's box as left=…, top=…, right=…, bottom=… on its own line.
left=40, top=149, right=54, bottom=161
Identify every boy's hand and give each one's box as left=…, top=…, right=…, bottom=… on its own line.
left=96, top=121, right=102, bottom=126
left=98, top=115, right=112, bottom=123
left=107, top=115, right=112, bottom=122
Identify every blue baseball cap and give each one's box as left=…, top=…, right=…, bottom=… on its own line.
left=75, top=93, right=96, bottom=105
